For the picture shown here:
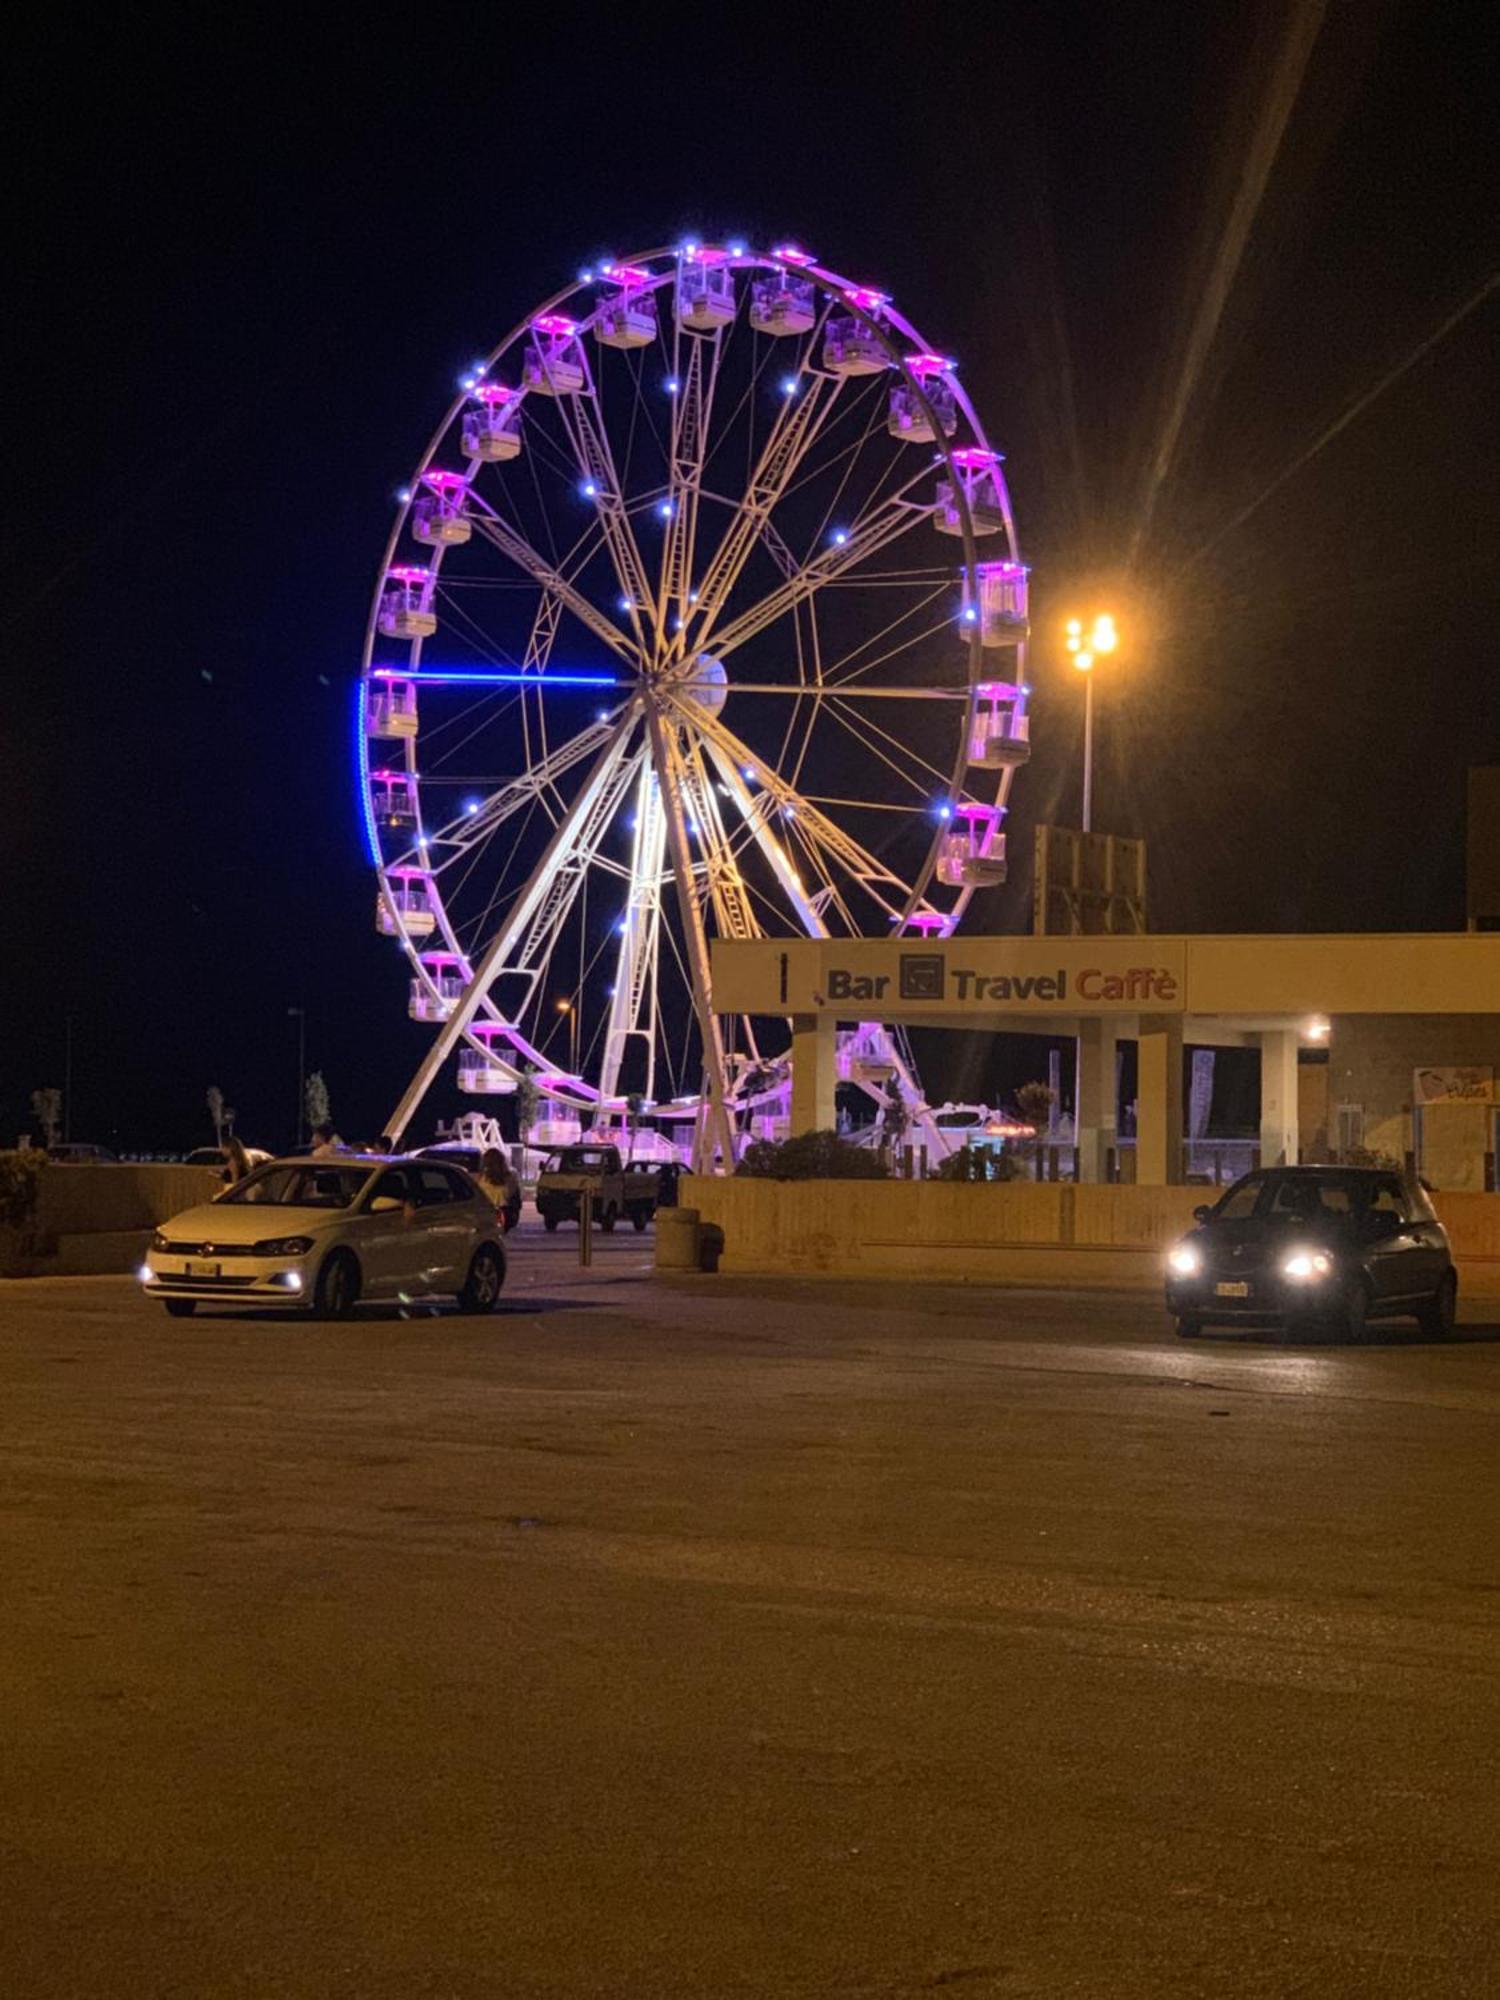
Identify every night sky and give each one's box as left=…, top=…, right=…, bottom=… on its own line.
left=10, top=3, right=1498, bottom=1152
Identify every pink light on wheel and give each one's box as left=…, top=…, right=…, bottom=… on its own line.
left=472, top=381, right=517, bottom=404
left=421, top=469, right=468, bottom=493
left=387, top=564, right=432, bottom=584
left=848, top=286, right=890, bottom=311
left=907, top=352, right=955, bottom=376
left=532, top=313, right=579, bottom=338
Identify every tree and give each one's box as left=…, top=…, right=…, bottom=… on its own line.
left=30, top=1088, right=62, bottom=1150
left=206, top=1085, right=225, bottom=1145
left=1013, top=1081, right=1057, bottom=1132
left=515, top=1070, right=539, bottom=1155
left=304, top=1070, right=331, bottom=1133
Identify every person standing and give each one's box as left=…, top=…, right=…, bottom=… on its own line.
left=475, top=1147, right=522, bottom=1232
left=221, top=1136, right=254, bottom=1186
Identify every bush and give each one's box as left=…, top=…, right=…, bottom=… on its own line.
left=0, top=1149, right=46, bottom=1230
left=735, top=1130, right=889, bottom=1180
left=934, top=1145, right=1022, bottom=1183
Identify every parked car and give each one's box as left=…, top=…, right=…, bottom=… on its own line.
left=537, top=1144, right=626, bottom=1231
left=47, top=1142, right=117, bottom=1163
left=139, top=1155, right=506, bottom=1318
left=183, top=1146, right=272, bottom=1170
left=1165, top=1166, right=1456, bottom=1341
left=620, top=1160, right=663, bottom=1232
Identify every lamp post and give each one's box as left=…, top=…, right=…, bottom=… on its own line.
left=1064, top=613, right=1118, bottom=833
left=556, top=997, right=579, bottom=1075
left=287, top=1006, right=306, bottom=1148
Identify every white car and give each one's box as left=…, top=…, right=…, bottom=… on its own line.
left=139, top=1156, right=507, bottom=1318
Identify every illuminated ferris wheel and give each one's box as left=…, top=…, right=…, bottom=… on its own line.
left=359, top=237, right=1032, bottom=1165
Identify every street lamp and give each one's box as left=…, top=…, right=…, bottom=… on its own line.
left=1064, top=613, right=1118, bottom=833
left=556, top=997, right=579, bottom=1074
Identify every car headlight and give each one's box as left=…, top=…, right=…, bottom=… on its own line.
left=250, top=1236, right=314, bottom=1258
left=1282, top=1247, right=1334, bottom=1281
left=1168, top=1245, right=1202, bottom=1277
left=151, top=1230, right=169, bottom=1252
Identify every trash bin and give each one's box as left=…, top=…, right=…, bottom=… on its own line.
left=697, top=1222, right=725, bottom=1273
left=654, top=1206, right=701, bottom=1271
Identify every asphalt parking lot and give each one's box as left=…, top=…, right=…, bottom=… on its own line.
left=3, top=1224, right=1499, bottom=1997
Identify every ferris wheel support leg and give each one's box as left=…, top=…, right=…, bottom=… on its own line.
left=383, top=723, right=636, bottom=1146
left=645, top=704, right=736, bottom=1174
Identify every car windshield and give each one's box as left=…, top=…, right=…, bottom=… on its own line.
left=548, top=1149, right=610, bottom=1172
left=219, top=1164, right=371, bottom=1208
left=1213, top=1174, right=1267, bottom=1220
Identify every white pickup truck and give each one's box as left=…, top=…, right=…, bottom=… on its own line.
left=536, top=1144, right=664, bottom=1232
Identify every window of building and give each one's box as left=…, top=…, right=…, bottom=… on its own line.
left=1335, top=1104, right=1365, bottom=1157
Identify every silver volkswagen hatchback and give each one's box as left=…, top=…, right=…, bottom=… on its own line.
left=140, top=1156, right=507, bottom=1318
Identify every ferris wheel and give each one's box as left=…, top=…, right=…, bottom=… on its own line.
left=358, top=237, right=1032, bottom=1167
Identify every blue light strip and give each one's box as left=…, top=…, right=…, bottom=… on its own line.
left=370, top=668, right=622, bottom=688
left=353, top=679, right=382, bottom=867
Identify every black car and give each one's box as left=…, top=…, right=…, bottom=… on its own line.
left=1165, top=1166, right=1455, bottom=1341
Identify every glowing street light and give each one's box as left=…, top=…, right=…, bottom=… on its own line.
left=556, top=996, right=579, bottom=1074
left=1064, top=613, right=1120, bottom=832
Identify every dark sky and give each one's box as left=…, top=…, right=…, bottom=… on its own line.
left=9, top=2, right=1497, bottom=1151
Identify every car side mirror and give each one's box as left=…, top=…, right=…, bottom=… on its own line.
left=369, top=1196, right=404, bottom=1214
left=1192, top=1204, right=1213, bottom=1226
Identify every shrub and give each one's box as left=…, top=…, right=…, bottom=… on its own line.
left=0, top=1149, right=46, bottom=1230
left=934, top=1145, right=1022, bottom=1183
left=736, top=1130, right=889, bottom=1180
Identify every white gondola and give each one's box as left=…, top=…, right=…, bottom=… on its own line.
left=531, top=1112, right=583, bottom=1148
left=377, top=565, right=437, bottom=640
left=968, top=686, right=1031, bottom=769
left=972, top=560, right=1029, bottom=645
left=366, top=677, right=418, bottom=739
left=933, top=446, right=1005, bottom=536
left=411, top=470, right=471, bottom=546
left=461, top=383, right=523, bottom=461
left=676, top=257, right=735, bottom=331
left=937, top=804, right=1007, bottom=888
left=376, top=867, right=436, bottom=939
left=522, top=316, right=586, bottom=396
left=458, top=1023, right=519, bottom=1094
left=749, top=274, right=816, bottom=335
left=822, top=314, right=888, bottom=376
left=408, top=952, right=465, bottom=1023
left=594, top=266, right=658, bottom=348
left=888, top=355, right=957, bottom=443
left=371, top=768, right=417, bottom=829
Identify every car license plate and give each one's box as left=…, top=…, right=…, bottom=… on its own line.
left=186, top=1260, right=221, bottom=1279
left=1215, top=1280, right=1249, bottom=1298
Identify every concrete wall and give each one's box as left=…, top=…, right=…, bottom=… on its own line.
left=681, top=1176, right=1500, bottom=1298
left=1327, top=1015, right=1498, bottom=1182
left=4, top=1164, right=224, bottom=1277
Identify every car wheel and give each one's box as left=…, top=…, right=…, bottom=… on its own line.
left=1175, top=1316, right=1202, bottom=1339
left=543, top=1216, right=558, bottom=1233
left=313, top=1250, right=360, bottom=1320
left=459, top=1243, right=505, bottom=1314
left=632, top=1210, right=648, bottom=1232
left=1341, top=1276, right=1372, bottom=1343
left=600, top=1206, right=617, bottom=1234
left=163, top=1298, right=196, bottom=1318
left=1417, top=1270, right=1457, bottom=1337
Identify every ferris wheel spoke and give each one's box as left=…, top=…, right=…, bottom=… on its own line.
left=683, top=371, right=842, bottom=658
left=679, top=732, right=761, bottom=945
left=468, top=505, right=642, bottom=667
left=645, top=703, right=736, bottom=1170
left=707, top=474, right=932, bottom=660
left=825, top=695, right=957, bottom=797
left=655, top=328, right=722, bottom=634
left=385, top=715, right=639, bottom=1142
left=670, top=695, right=931, bottom=928
left=598, top=756, right=667, bottom=1106
left=549, top=375, right=658, bottom=636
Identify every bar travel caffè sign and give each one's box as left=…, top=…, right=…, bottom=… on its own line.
left=715, top=938, right=1191, bottom=1017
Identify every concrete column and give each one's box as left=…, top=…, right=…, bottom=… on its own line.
left=789, top=1015, right=836, bottom=1136
left=1136, top=1014, right=1184, bottom=1185
left=1075, top=1017, right=1120, bottom=1183
left=1258, top=1029, right=1301, bottom=1169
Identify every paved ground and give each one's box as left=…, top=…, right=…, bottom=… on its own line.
left=2, top=1226, right=1499, bottom=1998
